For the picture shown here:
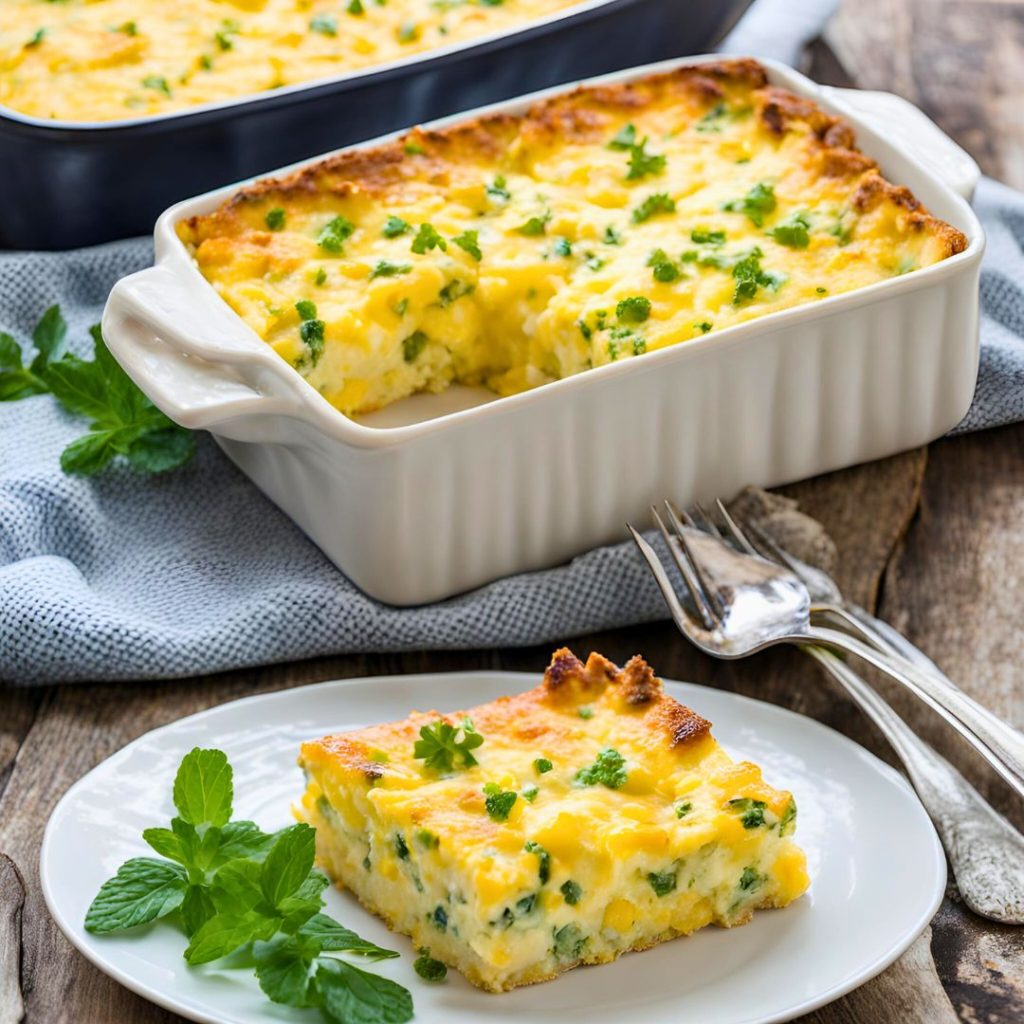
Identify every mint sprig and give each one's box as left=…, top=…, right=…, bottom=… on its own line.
left=0, top=306, right=195, bottom=477
left=84, top=747, right=414, bottom=1024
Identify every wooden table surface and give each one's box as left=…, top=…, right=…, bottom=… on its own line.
left=2, top=2, right=1024, bottom=1021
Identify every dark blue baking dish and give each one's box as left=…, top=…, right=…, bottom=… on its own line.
left=1, top=0, right=748, bottom=251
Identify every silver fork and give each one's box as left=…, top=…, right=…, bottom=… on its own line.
left=712, top=507, right=1024, bottom=924
left=628, top=503, right=1024, bottom=805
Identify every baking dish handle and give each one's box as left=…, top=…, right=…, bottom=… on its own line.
left=102, top=264, right=304, bottom=433
left=822, top=87, right=981, bottom=201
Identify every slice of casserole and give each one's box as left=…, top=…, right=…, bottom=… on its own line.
left=179, top=58, right=968, bottom=418
left=297, top=649, right=809, bottom=991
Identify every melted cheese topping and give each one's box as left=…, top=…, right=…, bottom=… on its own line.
left=297, top=649, right=810, bottom=991
left=0, top=0, right=580, bottom=121
left=179, top=59, right=967, bottom=418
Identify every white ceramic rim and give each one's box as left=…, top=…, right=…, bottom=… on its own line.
left=40, top=671, right=947, bottom=1024
left=0, top=0, right=675, bottom=131
left=117, top=53, right=985, bottom=451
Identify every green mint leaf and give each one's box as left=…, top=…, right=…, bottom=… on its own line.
left=413, top=717, right=484, bottom=772
left=214, top=821, right=277, bottom=865
left=142, top=824, right=195, bottom=866
left=184, top=909, right=279, bottom=965
left=316, top=958, right=413, bottom=1024
left=180, top=884, right=217, bottom=937
left=210, top=858, right=265, bottom=913
left=299, top=913, right=400, bottom=959
left=45, top=355, right=113, bottom=420
left=0, top=332, right=24, bottom=371
left=173, top=747, right=233, bottom=827
left=254, top=936, right=316, bottom=1007
left=84, top=858, right=187, bottom=933
left=125, top=426, right=196, bottom=474
left=261, top=824, right=316, bottom=908
left=60, top=430, right=119, bottom=476
left=277, top=871, right=329, bottom=931
left=29, top=305, right=68, bottom=374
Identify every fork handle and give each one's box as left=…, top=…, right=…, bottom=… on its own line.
left=806, top=647, right=1024, bottom=923
left=804, top=625, right=1024, bottom=803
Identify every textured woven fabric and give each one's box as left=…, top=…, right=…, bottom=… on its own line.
left=2, top=5, right=1024, bottom=683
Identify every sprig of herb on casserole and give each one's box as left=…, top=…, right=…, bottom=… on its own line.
left=84, top=747, right=417, bottom=1024
left=0, top=305, right=195, bottom=476
left=413, top=717, right=485, bottom=772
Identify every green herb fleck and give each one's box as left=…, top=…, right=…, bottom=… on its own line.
left=315, top=267, right=328, bottom=286
left=533, top=758, right=553, bottom=775
left=486, top=175, right=511, bottom=201
left=647, top=869, right=677, bottom=897
left=414, top=717, right=483, bottom=770
left=265, top=207, right=286, bottom=231
left=616, top=296, right=651, bottom=324
left=691, top=228, right=726, bottom=245
left=141, top=75, right=171, bottom=97
left=397, top=21, right=419, bottom=43
left=415, top=829, right=439, bottom=850
left=402, top=330, right=428, bottom=363
left=575, top=748, right=627, bottom=790
left=522, top=784, right=539, bottom=802
left=647, top=248, right=681, bottom=283
left=347, top=0, right=365, bottom=14
left=524, top=840, right=550, bottom=884
left=728, top=797, right=768, bottom=829
left=625, top=138, right=666, bottom=181
left=411, top=222, right=447, bottom=254
left=632, top=337, right=646, bottom=355
left=694, top=321, right=713, bottom=334
left=560, top=880, right=582, bottom=905
left=607, top=123, right=637, bottom=150
left=516, top=213, right=550, bottom=237
left=632, top=192, right=675, bottom=223
left=382, top=215, right=411, bottom=238
left=452, top=230, right=482, bottom=261
left=310, top=12, right=338, bottom=35
left=731, top=247, right=784, bottom=304
left=317, top=215, right=355, bottom=253
left=722, top=181, right=776, bottom=227
left=553, top=923, right=587, bottom=961
left=552, top=237, right=572, bottom=258
left=26, top=27, right=46, bottom=47
left=413, top=949, right=447, bottom=982
left=370, top=260, right=412, bottom=279
left=483, top=783, right=517, bottom=822
left=778, top=797, right=797, bottom=836
left=404, top=141, right=425, bottom=155
left=394, top=833, right=410, bottom=860
left=768, top=212, right=811, bottom=249
left=675, top=800, right=692, bottom=818
left=577, top=706, right=594, bottom=719
left=739, top=866, right=763, bottom=891
left=695, top=102, right=727, bottom=133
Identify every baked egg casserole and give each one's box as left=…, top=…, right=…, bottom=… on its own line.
left=297, top=648, right=810, bottom=991
left=1, top=0, right=581, bottom=122
left=177, top=58, right=968, bottom=419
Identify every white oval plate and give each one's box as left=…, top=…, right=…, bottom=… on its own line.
left=42, top=673, right=945, bottom=1024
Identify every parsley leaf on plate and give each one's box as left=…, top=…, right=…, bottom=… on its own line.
left=414, top=717, right=484, bottom=772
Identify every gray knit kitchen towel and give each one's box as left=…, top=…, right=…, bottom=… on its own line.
left=2, top=4, right=1023, bottom=683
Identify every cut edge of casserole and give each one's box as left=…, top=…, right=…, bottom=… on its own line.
left=178, top=58, right=970, bottom=419
left=296, top=647, right=811, bottom=992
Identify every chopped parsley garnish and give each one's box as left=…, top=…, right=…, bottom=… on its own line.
left=607, top=339, right=620, bottom=361
left=577, top=706, right=594, bottom=719
left=347, top=0, right=365, bottom=14
left=603, top=225, right=623, bottom=246
left=414, top=716, right=482, bottom=769
left=560, top=880, right=582, bottom=905
left=394, top=833, right=410, bottom=860
left=516, top=213, right=550, bottom=237
left=553, top=923, right=586, bottom=961
left=731, top=247, right=784, bottom=304
left=483, top=783, right=517, bottom=822
left=452, top=230, right=482, bottom=261
left=317, top=215, right=355, bottom=253
left=393, top=297, right=409, bottom=317
left=552, top=237, right=573, bottom=258
left=141, top=75, right=171, bottom=97
left=675, top=800, right=692, bottom=818
left=215, top=19, right=239, bottom=50
left=486, top=175, right=510, bottom=201
left=647, top=869, right=677, bottom=897
left=438, top=279, right=474, bottom=306
left=727, top=797, right=768, bottom=829
left=315, top=267, right=328, bottom=286
left=829, top=218, right=854, bottom=246
left=575, top=748, right=627, bottom=790
left=778, top=797, right=797, bottom=836
left=632, top=337, right=646, bottom=355
left=695, top=102, right=727, bottom=133
left=524, top=840, right=550, bottom=883
left=26, top=27, right=46, bottom=47
left=533, top=757, right=553, bottom=775
left=691, top=228, right=726, bottom=245
left=607, top=123, right=637, bottom=150
left=722, top=181, right=776, bottom=227
left=413, top=949, right=447, bottom=982
left=415, top=829, right=439, bottom=849
left=382, top=215, right=411, bottom=238
left=577, top=319, right=592, bottom=341
left=768, top=212, right=811, bottom=249
left=616, top=296, right=651, bottom=324
left=625, top=138, right=666, bottom=181
left=310, top=12, right=338, bottom=35
left=522, top=784, right=539, bottom=802
left=585, top=253, right=604, bottom=271
left=694, top=321, right=712, bottom=334
left=432, top=905, right=448, bottom=931
left=295, top=301, right=325, bottom=367
left=264, top=207, right=285, bottom=231
left=404, top=141, right=425, bottom=156
left=647, top=248, right=681, bottom=283
left=411, top=222, right=447, bottom=254
left=397, top=21, right=419, bottom=43
left=632, top=192, right=676, bottom=223
left=114, top=20, right=137, bottom=35
left=370, top=260, right=412, bottom=279
left=739, top=867, right=763, bottom=891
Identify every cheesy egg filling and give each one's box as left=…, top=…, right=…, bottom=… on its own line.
left=297, top=648, right=810, bottom=992
left=178, top=59, right=967, bottom=419
left=0, top=0, right=581, bottom=122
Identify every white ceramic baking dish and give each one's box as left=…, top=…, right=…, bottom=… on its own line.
left=102, top=55, right=985, bottom=605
